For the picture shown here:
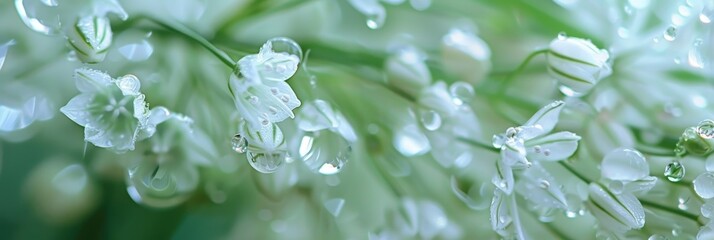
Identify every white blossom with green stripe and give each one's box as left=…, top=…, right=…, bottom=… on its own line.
left=67, top=15, right=113, bottom=64
left=547, top=35, right=611, bottom=96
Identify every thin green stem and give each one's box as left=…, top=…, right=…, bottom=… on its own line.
left=639, top=198, right=704, bottom=226
left=137, top=15, right=236, bottom=69
left=456, top=137, right=499, bottom=153
left=498, top=49, right=549, bottom=94
left=558, top=161, right=592, bottom=183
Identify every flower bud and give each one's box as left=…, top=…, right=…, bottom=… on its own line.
left=675, top=126, right=713, bottom=156
left=547, top=35, right=611, bottom=96
left=67, top=15, right=113, bottom=64
left=441, top=28, right=491, bottom=85
left=586, top=183, right=645, bottom=232
left=386, top=46, right=431, bottom=97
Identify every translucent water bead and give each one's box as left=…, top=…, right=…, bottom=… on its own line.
left=125, top=154, right=199, bottom=208
left=295, top=130, right=352, bottom=175
left=664, top=161, right=685, bottom=182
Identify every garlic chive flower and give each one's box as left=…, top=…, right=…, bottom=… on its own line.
left=238, top=121, right=288, bottom=173
left=60, top=68, right=151, bottom=152
left=229, top=38, right=302, bottom=129
left=491, top=100, right=581, bottom=194
left=67, top=15, right=113, bottom=64
left=586, top=148, right=652, bottom=233
left=547, top=35, right=611, bottom=96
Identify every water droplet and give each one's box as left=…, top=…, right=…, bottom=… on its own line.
left=449, top=82, right=474, bottom=105
left=679, top=5, right=692, bottom=16
left=601, top=148, right=649, bottom=181
left=393, top=124, right=430, bottom=157
left=364, top=6, right=389, bottom=30
left=246, top=151, right=286, bottom=173
left=266, top=37, right=303, bottom=59
left=695, top=172, right=714, bottom=199
left=663, top=102, right=682, bottom=117
left=648, top=234, right=667, bottom=240
left=409, top=0, right=431, bottom=11
left=698, top=119, right=714, bottom=139
left=672, top=228, right=681, bottom=236
left=701, top=201, right=714, bottom=218
left=420, top=110, right=442, bottom=131
left=688, top=38, right=705, bottom=69
left=231, top=134, right=247, bottom=153
left=118, top=40, right=154, bottom=61
left=324, top=198, right=345, bottom=217
left=663, top=26, right=677, bottom=41
left=557, top=32, right=568, bottom=40
left=664, top=161, right=685, bottom=182
left=706, top=155, right=714, bottom=172
left=295, top=130, right=352, bottom=175
left=116, top=75, right=141, bottom=95
left=14, top=0, right=60, bottom=35
left=701, top=3, right=714, bottom=23
left=538, top=179, right=550, bottom=189
left=677, top=197, right=689, bottom=210
left=126, top=156, right=199, bottom=207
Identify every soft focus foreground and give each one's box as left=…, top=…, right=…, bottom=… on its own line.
left=2, top=0, right=714, bottom=239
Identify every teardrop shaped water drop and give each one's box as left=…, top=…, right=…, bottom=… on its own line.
left=125, top=155, right=199, bottom=208
left=664, top=161, right=685, bottom=182
left=688, top=38, right=705, bottom=69
left=118, top=40, right=154, bottom=62
left=246, top=150, right=286, bottom=174
left=698, top=119, right=714, bottom=139
left=420, top=110, right=442, bottom=131
left=231, top=134, right=247, bottom=153
left=449, top=81, right=474, bottom=105
left=663, top=26, right=677, bottom=41
left=266, top=37, right=303, bottom=59
left=294, top=130, right=352, bottom=175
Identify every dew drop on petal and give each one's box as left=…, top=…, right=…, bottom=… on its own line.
left=266, top=37, right=303, bottom=59
left=701, top=200, right=714, bottom=218
left=694, top=172, right=714, bottom=199
left=420, top=110, right=442, bottom=131
left=393, top=124, right=430, bottom=157
left=688, top=38, right=705, bottom=69
left=119, top=40, right=154, bottom=62
left=115, top=75, right=141, bottom=96
left=246, top=151, right=285, bottom=173
left=295, top=130, right=352, bottom=175
left=449, top=81, right=474, bottom=105
left=601, top=148, right=649, bottom=181
left=663, top=26, right=677, bottom=41
left=698, top=119, right=714, bottom=139
left=664, top=161, right=685, bottom=182
left=231, top=134, right=247, bottom=153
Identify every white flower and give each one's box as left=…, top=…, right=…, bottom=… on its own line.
left=229, top=38, right=302, bottom=129
left=60, top=68, right=151, bottom=152
left=547, top=35, right=611, bottom=96
left=67, top=15, right=113, bottom=64
left=491, top=100, right=581, bottom=194
left=238, top=121, right=288, bottom=173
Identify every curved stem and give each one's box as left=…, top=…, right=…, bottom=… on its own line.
left=138, top=15, right=236, bottom=69
left=498, top=49, right=549, bottom=94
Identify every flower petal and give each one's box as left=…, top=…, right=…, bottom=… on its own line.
left=523, top=100, right=565, bottom=137
left=525, top=131, right=580, bottom=161
left=490, top=189, right=512, bottom=232
left=492, top=159, right=514, bottom=194
left=60, top=93, right=94, bottom=127
left=586, top=183, right=645, bottom=232
left=74, top=68, right=112, bottom=93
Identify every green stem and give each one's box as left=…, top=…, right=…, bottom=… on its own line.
left=138, top=15, right=236, bottom=69
left=456, top=137, right=499, bottom=153
left=498, top=49, right=549, bottom=94
left=639, top=198, right=704, bottom=226
left=558, top=160, right=704, bottom=226
left=558, top=161, right=591, bottom=183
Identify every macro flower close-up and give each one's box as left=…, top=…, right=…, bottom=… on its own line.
left=5, top=0, right=714, bottom=239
